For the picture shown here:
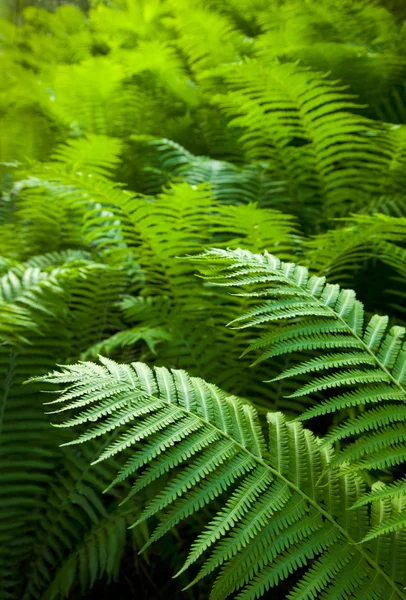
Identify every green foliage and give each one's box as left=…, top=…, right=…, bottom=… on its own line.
left=194, top=248, right=406, bottom=473
left=35, top=356, right=406, bottom=599
left=1, top=0, right=406, bottom=598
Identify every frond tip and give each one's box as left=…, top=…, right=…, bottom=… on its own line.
left=34, top=357, right=406, bottom=599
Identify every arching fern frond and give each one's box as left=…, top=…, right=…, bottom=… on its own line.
left=214, top=203, right=301, bottom=259
left=193, top=248, right=406, bottom=474
left=130, top=136, right=287, bottom=207
left=39, top=506, right=131, bottom=600
left=0, top=257, right=126, bottom=351
left=0, top=263, right=73, bottom=343
left=303, top=214, right=406, bottom=318
left=34, top=357, right=406, bottom=599
left=42, top=57, right=144, bottom=138
left=50, top=135, right=124, bottom=179
left=0, top=345, right=62, bottom=600
left=168, top=0, right=250, bottom=72
left=211, top=60, right=390, bottom=224
left=0, top=258, right=129, bottom=599
left=253, top=0, right=405, bottom=113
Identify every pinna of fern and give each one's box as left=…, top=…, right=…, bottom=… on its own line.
left=33, top=356, right=406, bottom=599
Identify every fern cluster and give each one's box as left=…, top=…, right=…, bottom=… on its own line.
left=1, top=0, right=406, bottom=598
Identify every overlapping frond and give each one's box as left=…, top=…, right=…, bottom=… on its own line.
left=0, top=346, right=62, bottom=600
left=168, top=0, right=249, bottom=72
left=50, top=135, right=124, bottom=179
left=253, top=0, right=406, bottom=113
left=0, top=259, right=129, bottom=599
left=0, top=255, right=126, bottom=349
left=34, top=357, right=406, bottom=599
left=0, top=343, right=142, bottom=600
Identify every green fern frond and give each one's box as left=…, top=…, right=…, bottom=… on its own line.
left=40, top=507, right=131, bottom=600
left=169, top=1, right=249, bottom=72
left=0, top=263, right=129, bottom=598
left=211, top=60, right=390, bottom=222
left=375, top=84, right=406, bottom=125
left=21, top=444, right=140, bottom=600
left=33, top=357, right=406, bottom=599
left=50, top=135, right=124, bottom=179
left=0, top=345, right=66, bottom=599
left=304, top=214, right=406, bottom=281
left=193, top=248, right=406, bottom=474
left=303, top=214, right=406, bottom=316
left=254, top=0, right=405, bottom=112
left=0, top=264, right=71, bottom=343
left=0, top=257, right=126, bottom=352
left=82, top=326, right=172, bottom=359
left=255, top=0, right=398, bottom=50
left=131, top=136, right=281, bottom=205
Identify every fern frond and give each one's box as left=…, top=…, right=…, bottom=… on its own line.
left=169, top=1, right=249, bottom=72
left=33, top=357, right=406, bottom=599
left=20, top=444, right=140, bottom=600
left=304, top=214, right=406, bottom=282
left=50, top=135, right=123, bottom=179
left=211, top=60, right=390, bottom=223
left=0, top=263, right=71, bottom=343
left=0, top=344, right=66, bottom=599
left=40, top=507, right=131, bottom=600
left=254, top=0, right=405, bottom=113
left=131, top=136, right=279, bottom=205
left=193, top=248, right=406, bottom=474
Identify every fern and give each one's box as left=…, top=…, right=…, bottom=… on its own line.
left=0, top=253, right=130, bottom=599
left=2, top=0, right=406, bottom=596
left=50, top=135, right=124, bottom=179
left=5, top=164, right=299, bottom=399
left=304, top=214, right=406, bottom=281
left=130, top=136, right=290, bottom=207
left=193, top=248, right=406, bottom=474
left=34, top=356, right=406, bottom=599
left=16, top=421, right=155, bottom=600
left=210, top=60, right=389, bottom=224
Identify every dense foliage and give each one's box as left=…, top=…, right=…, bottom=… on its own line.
left=1, top=0, right=406, bottom=598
